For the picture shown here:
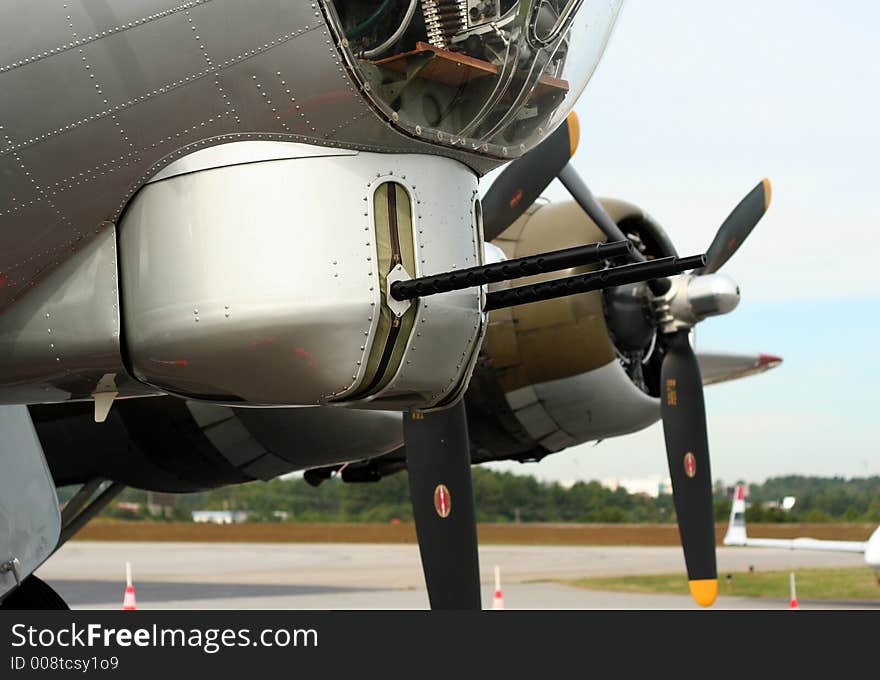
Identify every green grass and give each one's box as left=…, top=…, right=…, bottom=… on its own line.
left=564, top=567, right=880, bottom=601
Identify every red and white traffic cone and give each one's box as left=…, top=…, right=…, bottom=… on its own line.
left=789, top=571, right=798, bottom=610
left=122, top=561, right=137, bottom=611
left=492, top=565, right=504, bottom=610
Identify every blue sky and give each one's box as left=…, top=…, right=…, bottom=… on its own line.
left=484, top=1, right=880, bottom=484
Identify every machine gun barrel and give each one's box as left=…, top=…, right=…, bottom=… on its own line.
left=484, top=254, right=706, bottom=312
left=389, top=240, right=633, bottom=301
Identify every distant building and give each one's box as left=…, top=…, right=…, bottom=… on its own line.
left=191, top=510, right=248, bottom=524
left=601, top=477, right=672, bottom=498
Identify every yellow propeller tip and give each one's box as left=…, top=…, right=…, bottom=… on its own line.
left=762, top=177, right=772, bottom=211
left=688, top=578, right=718, bottom=607
left=566, top=111, right=580, bottom=159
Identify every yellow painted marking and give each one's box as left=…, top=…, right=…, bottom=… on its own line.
left=665, top=378, right=677, bottom=406
left=762, top=177, right=772, bottom=211
left=688, top=579, right=718, bottom=607
left=566, top=111, right=580, bottom=158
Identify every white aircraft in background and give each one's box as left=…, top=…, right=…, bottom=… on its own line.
left=723, top=484, right=880, bottom=580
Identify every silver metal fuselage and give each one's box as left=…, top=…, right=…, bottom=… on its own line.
left=0, top=2, right=657, bottom=466
left=0, top=1, right=497, bottom=408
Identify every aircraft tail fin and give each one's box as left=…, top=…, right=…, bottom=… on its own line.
left=723, top=483, right=748, bottom=545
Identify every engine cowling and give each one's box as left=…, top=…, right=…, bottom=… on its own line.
left=464, top=198, right=676, bottom=465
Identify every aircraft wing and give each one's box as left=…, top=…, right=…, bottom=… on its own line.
left=734, top=537, right=867, bottom=553
left=697, top=351, right=782, bottom=386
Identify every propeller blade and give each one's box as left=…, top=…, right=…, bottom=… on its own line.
left=404, top=401, right=481, bottom=609
left=660, top=330, right=718, bottom=607
left=557, top=162, right=680, bottom=295
left=557, top=163, right=645, bottom=261
left=702, top=178, right=771, bottom=274
left=482, top=112, right=580, bottom=241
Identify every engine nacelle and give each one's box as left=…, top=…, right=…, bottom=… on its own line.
left=33, top=397, right=403, bottom=493
left=466, top=199, right=665, bottom=464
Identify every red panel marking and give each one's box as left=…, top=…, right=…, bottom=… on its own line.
left=293, top=347, right=318, bottom=369
left=150, top=358, right=189, bottom=367
left=434, top=484, right=451, bottom=519
left=684, top=453, right=697, bottom=478
left=509, top=188, right=523, bottom=209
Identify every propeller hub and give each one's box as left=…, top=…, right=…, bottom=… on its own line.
left=661, top=273, right=741, bottom=332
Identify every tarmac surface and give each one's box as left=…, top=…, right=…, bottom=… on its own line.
left=37, top=541, right=878, bottom=610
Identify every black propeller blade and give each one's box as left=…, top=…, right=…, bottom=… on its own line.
left=404, top=401, right=481, bottom=609
left=558, top=163, right=679, bottom=295
left=660, top=330, right=717, bottom=607
left=557, top=163, right=644, bottom=261
left=480, top=104, right=772, bottom=609
left=651, top=179, right=772, bottom=607
left=481, top=112, right=579, bottom=241
left=702, top=179, right=771, bottom=274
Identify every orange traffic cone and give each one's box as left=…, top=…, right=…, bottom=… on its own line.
left=491, top=565, right=504, bottom=610
left=122, top=561, right=137, bottom=611
left=789, top=572, right=798, bottom=610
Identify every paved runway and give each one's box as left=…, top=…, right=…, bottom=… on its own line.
left=36, top=541, right=877, bottom=610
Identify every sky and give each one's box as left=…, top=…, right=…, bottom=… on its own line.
left=483, top=0, right=880, bottom=485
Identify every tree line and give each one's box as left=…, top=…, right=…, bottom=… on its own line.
left=95, top=470, right=880, bottom=524
left=744, top=475, right=880, bottom=523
